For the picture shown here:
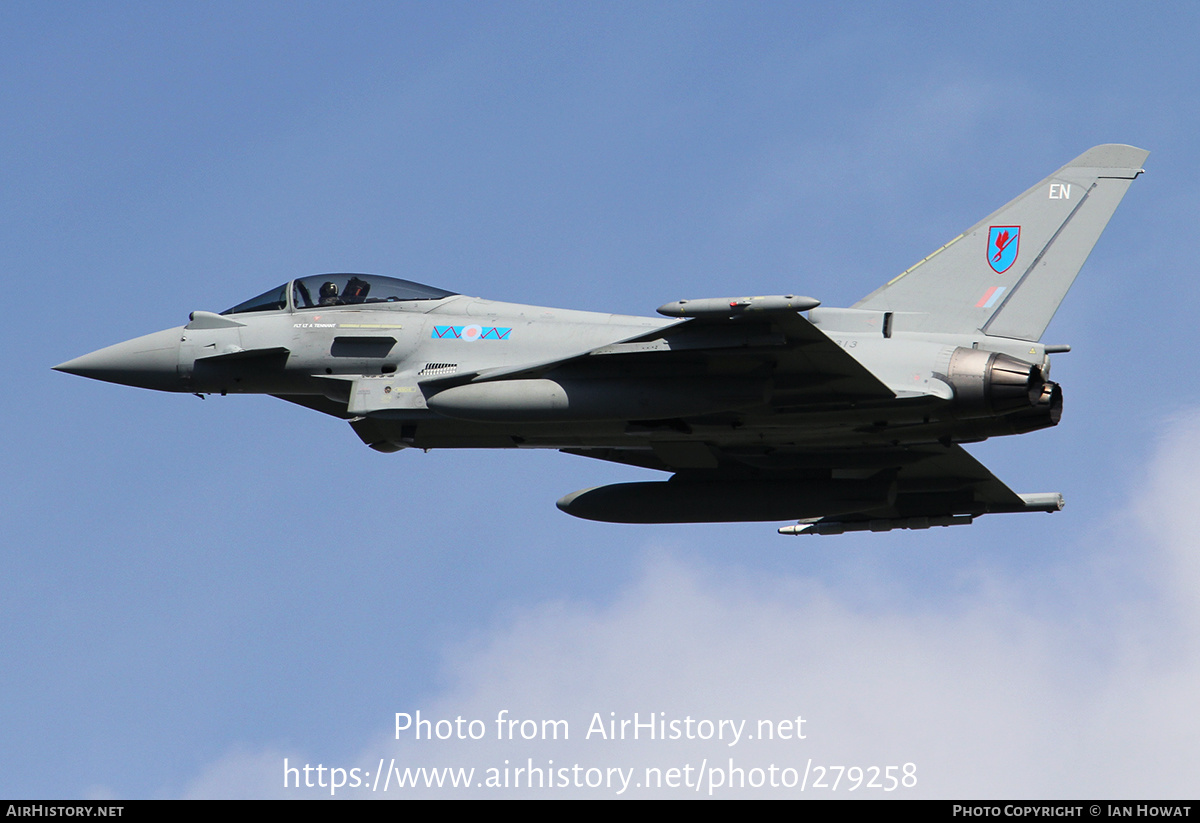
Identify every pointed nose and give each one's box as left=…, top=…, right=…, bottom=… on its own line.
left=54, top=327, right=184, bottom=391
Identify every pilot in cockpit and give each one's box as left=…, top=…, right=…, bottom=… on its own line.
left=318, top=281, right=340, bottom=306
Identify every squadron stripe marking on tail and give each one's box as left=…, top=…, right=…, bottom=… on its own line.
left=975, top=286, right=1006, bottom=309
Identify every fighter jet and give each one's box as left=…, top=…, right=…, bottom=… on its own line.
left=55, top=144, right=1147, bottom=535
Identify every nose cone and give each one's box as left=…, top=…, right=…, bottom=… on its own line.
left=54, top=327, right=183, bottom=391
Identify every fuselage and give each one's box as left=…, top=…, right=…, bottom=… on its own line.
left=56, top=274, right=1060, bottom=458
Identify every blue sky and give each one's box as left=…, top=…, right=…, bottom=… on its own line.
left=4, top=2, right=1199, bottom=797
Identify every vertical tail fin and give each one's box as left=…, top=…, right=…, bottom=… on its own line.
left=854, top=144, right=1148, bottom=341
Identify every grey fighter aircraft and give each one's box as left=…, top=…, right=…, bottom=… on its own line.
left=56, top=144, right=1147, bottom=535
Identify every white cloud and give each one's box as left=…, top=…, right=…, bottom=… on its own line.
left=186, top=415, right=1200, bottom=798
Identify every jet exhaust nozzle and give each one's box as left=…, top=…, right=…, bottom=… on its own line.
left=946, top=347, right=1061, bottom=425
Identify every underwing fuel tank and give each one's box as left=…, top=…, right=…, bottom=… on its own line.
left=556, top=478, right=895, bottom=523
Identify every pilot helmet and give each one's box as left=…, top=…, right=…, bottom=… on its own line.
left=319, top=281, right=339, bottom=299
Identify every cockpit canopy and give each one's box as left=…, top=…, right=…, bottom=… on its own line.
left=221, top=273, right=458, bottom=315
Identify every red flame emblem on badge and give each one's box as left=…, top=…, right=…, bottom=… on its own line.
left=992, top=230, right=1013, bottom=263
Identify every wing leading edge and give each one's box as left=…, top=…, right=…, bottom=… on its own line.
left=422, top=297, right=895, bottom=404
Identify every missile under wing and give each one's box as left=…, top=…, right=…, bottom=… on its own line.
left=55, top=145, right=1148, bottom=534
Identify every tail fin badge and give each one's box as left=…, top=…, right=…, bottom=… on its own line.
left=988, top=226, right=1020, bottom=273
